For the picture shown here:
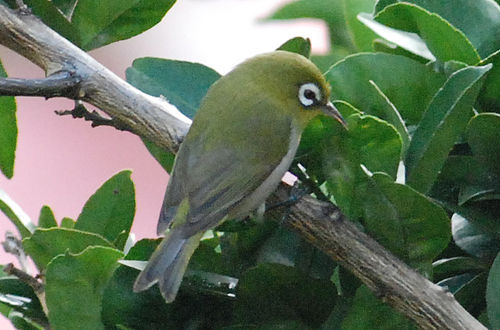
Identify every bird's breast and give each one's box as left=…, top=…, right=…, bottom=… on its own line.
left=229, top=123, right=300, bottom=218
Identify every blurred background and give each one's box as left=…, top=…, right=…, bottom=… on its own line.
left=0, top=0, right=328, bottom=302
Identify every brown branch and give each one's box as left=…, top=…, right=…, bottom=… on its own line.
left=0, top=4, right=190, bottom=154
left=0, top=4, right=486, bottom=330
left=0, top=70, right=81, bottom=97
left=3, top=263, right=48, bottom=319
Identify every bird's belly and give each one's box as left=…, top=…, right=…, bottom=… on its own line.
left=229, top=124, right=300, bottom=218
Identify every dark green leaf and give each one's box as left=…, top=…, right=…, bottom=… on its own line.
left=51, top=0, right=78, bottom=18
left=8, top=314, right=43, bottom=330
left=487, top=253, right=500, bottom=330
left=466, top=113, right=500, bottom=175
left=141, top=138, right=175, bottom=173
left=325, top=53, right=446, bottom=125
left=433, top=257, right=487, bottom=282
left=277, top=37, right=311, bottom=58
left=343, top=0, right=378, bottom=51
left=0, top=276, right=46, bottom=326
left=406, top=65, right=492, bottom=194
left=45, top=246, right=123, bottom=330
left=437, top=272, right=487, bottom=314
left=234, top=263, right=336, bottom=328
left=373, top=39, right=429, bottom=63
left=22, top=0, right=175, bottom=50
left=60, top=217, right=75, bottom=229
left=368, top=79, right=409, bottom=152
left=75, top=0, right=176, bottom=50
left=478, top=50, right=500, bottom=112
left=21, top=0, right=80, bottom=45
left=126, top=57, right=220, bottom=119
left=37, top=205, right=57, bottom=228
left=0, top=60, right=17, bottom=179
left=75, top=170, right=135, bottom=249
left=23, top=227, right=114, bottom=269
left=0, top=189, right=35, bottom=238
left=374, top=3, right=481, bottom=64
left=342, top=285, right=416, bottom=329
left=360, top=172, right=450, bottom=273
left=375, top=0, right=500, bottom=59
left=104, top=239, right=235, bottom=329
left=451, top=213, right=500, bottom=260
left=267, top=0, right=353, bottom=48
left=357, top=12, right=435, bottom=61
left=313, top=114, right=401, bottom=220
left=102, top=239, right=173, bottom=329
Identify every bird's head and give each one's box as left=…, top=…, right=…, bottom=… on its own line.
left=236, top=51, right=347, bottom=130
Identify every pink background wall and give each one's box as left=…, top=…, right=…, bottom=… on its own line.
left=0, top=0, right=327, bottom=327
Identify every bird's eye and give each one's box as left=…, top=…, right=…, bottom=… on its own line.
left=298, top=83, right=321, bottom=107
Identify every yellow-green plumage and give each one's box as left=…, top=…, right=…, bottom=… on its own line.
left=134, top=51, right=346, bottom=302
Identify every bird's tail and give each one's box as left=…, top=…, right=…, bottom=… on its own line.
left=133, top=228, right=202, bottom=303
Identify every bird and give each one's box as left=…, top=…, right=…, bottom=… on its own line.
left=133, top=50, right=347, bottom=303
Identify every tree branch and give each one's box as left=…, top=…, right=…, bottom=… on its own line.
left=0, top=5, right=486, bottom=330
left=0, top=70, right=81, bottom=98
left=0, top=4, right=190, bottom=154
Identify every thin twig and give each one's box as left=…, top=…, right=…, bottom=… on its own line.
left=0, top=70, right=81, bottom=98
left=4, top=263, right=43, bottom=294
left=55, top=101, right=133, bottom=131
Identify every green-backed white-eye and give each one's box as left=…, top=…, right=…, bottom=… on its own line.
left=134, top=50, right=346, bottom=302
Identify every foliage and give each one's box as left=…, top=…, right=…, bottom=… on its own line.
left=0, top=0, right=499, bottom=329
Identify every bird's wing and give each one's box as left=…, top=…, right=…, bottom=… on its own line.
left=157, top=116, right=293, bottom=236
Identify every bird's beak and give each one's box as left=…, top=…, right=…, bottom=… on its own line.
left=321, top=102, right=348, bottom=129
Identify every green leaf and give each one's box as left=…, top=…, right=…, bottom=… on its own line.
left=466, top=113, right=500, bottom=175
left=439, top=272, right=488, bottom=312
left=368, top=80, right=409, bottom=152
left=141, top=138, right=175, bottom=173
left=102, top=239, right=173, bottom=329
left=8, top=313, right=44, bottom=330
left=104, top=239, right=235, bottom=329
left=0, top=189, right=35, bottom=238
left=433, top=257, right=487, bottom=282
left=342, top=0, right=378, bottom=51
left=51, top=0, right=78, bottom=18
left=357, top=12, right=435, bottom=61
left=60, top=217, right=75, bottom=229
left=360, top=172, right=450, bottom=273
left=478, top=50, right=500, bottom=112
left=21, top=0, right=80, bottom=45
left=309, top=114, right=401, bottom=219
left=0, top=60, right=17, bottom=179
left=126, top=58, right=220, bottom=119
left=76, top=0, right=176, bottom=50
left=406, top=65, right=492, bottom=194
left=325, top=53, right=446, bottom=125
left=487, top=253, right=500, bottom=330
left=374, top=3, right=481, bottom=64
left=372, top=39, right=430, bottom=63
left=23, top=227, right=114, bottom=269
left=22, top=0, right=175, bottom=50
left=451, top=213, right=500, bottom=260
left=0, top=276, right=46, bottom=326
left=375, top=0, right=500, bottom=59
left=45, top=246, right=123, bottom=330
left=75, top=170, right=135, bottom=249
left=341, top=285, right=416, bottom=329
left=37, top=205, right=57, bottom=228
left=234, top=263, right=337, bottom=328
left=267, top=0, right=353, bottom=48
left=277, top=37, right=311, bottom=58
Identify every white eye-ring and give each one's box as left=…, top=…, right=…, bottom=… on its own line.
left=298, top=83, right=322, bottom=107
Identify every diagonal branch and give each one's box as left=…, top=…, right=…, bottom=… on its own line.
left=0, top=4, right=485, bottom=330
